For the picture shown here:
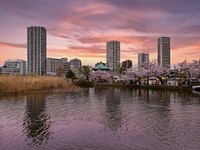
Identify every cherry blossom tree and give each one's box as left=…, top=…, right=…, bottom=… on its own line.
left=91, top=70, right=112, bottom=83
left=122, top=67, right=144, bottom=84
left=122, top=60, right=170, bottom=85
left=144, top=61, right=169, bottom=84
left=114, top=59, right=199, bottom=86
left=177, top=59, right=200, bottom=79
left=187, top=60, right=200, bottom=79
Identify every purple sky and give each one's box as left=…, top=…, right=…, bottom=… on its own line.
left=0, top=0, right=200, bottom=66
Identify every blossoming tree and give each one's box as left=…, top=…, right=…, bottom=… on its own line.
left=91, top=70, right=112, bottom=83
left=177, top=59, right=200, bottom=79
left=122, top=67, right=143, bottom=84
left=122, top=60, right=170, bottom=85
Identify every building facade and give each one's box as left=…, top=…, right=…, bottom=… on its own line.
left=1, top=59, right=26, bottom=75
left=61, top=58, right=70, bottom=74
left=70, top=58, right=82, bottom=68
left=46, top=58, right=59, bottom=75
left=46, top=58, right=70, bottom=76
left=27, top=26, right=47, bottom=75
left=122, top=60, right=132, bottom=69
left=158, top=37, right=170, bottom=68
left=106, top=41, right=120, bottom=71
left=138, top=53, right=149, bottom=69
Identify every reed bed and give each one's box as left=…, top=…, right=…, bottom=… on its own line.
left=0, top=75, right=77, bottom=93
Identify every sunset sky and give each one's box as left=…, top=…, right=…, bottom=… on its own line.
left=0, top=0, right=200, bottom=66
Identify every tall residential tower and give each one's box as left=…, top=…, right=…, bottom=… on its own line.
left=138, top=53, right=149, bottom=69
left=106, top=41, right=120, bottom=71
left=27, top=26, right=47, bottom=75
left=158, top=37, right=170, bottom=68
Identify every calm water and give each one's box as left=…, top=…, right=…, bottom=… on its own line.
left=0, top=87, right=200, bottom=150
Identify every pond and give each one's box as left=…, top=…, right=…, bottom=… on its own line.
left=0, top=87, right=200, bottom=150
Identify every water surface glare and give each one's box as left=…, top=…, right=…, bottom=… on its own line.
left=0, top=87, right=200, bottom=150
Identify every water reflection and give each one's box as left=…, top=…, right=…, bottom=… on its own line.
left=137, top=89, right=170, bottom=105
left=104, top=88, right=122, bottom=131
left=1, top=87, right=200, bottom=150
left=23, top=93, right=52, bottom=146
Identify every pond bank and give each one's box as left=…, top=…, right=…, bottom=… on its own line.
left=95, top=83, right=194, bottom=91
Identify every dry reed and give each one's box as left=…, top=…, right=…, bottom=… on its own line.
left=0, top=75, right=77, bottom=93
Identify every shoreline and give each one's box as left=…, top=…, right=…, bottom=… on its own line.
left=0, top=86, right=80, bottom=97
left=94, top=83, right=194, bottom=91
left=1, top=82, right=199, bottom=96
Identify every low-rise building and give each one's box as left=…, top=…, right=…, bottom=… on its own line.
left=46, top=58, right=70, bottom=76
left=61, top=58, right=70, bottom=74
left=1, top=59, right=26, bottom=75
left=122, top=60, right=132, bottom=69
left=167, top=78, right=179, bottom=86
left=46, top=58, right=59, bottom=75
left=70, top=58, right=82, bottom=68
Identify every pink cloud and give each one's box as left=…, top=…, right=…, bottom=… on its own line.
left=0, top=42, right=26, bottom=49
left=0, top=0, right=200, bottom=66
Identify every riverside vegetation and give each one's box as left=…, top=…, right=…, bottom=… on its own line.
left=0, top=75, right=77, bottom=94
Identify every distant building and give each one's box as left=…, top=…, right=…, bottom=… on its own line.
left=70, top=58, right=82, bottom=68
left=46, top=58, right=70, bottom=76
left=106, top=41, right=120, bottom=71
left=70, top=65, right=80, bottom=78
left=1, top=59, right=26, bottom=75
left=61, top=58, right=68, bottom=63
left=27, top=26, right=47, bottom=75
left=138, top=53, right=149, bottom=69
left=61, top=58, right=70, bottom=74
left=122, top=60, right=132, bottom=69
left=93, top=62, right=111, bottom=71
left=64, top=62, right=70, bottom=74
left=46, top=58, right=59, bottom=75
left=158, top=37, right=170, bottom=68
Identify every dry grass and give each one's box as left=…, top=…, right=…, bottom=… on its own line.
left=0, top=75, right=77, bottom=93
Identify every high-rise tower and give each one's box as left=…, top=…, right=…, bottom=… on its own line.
left=158, top=37, right=170, bottom=68
left=27, top=26, right=47, bottom=75
left=138, top=53, right=149, bottom=69
left=106, top=41, right=120, bottom=71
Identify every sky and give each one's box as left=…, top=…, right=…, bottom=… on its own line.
left=0, top=0, right=200, bottom=66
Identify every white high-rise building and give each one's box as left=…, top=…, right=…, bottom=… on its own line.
left=138, top=53, right=149, bottom=69
left=27, top=26, right=47, bottom=75
left=106, top=41, right=120, bottom=71
left=158, top=37, right=170, bottom=68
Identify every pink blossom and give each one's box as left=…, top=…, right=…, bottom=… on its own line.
left=91, top=70, right=112, bottom=83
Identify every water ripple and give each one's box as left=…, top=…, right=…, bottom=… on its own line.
left=0, top=88, right=200, bottom=150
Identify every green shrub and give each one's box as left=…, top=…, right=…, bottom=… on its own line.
left=66, top=70, right=75, bottom=78
left=77, top=80, right=93, bottom=88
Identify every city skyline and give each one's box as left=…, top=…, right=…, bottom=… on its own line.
left=0, top=0, right=200, bottom=66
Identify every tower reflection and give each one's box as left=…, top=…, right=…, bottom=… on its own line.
left=104, top=87, right=122, bottom=132
left=23, top=93, right=52, bottom=145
